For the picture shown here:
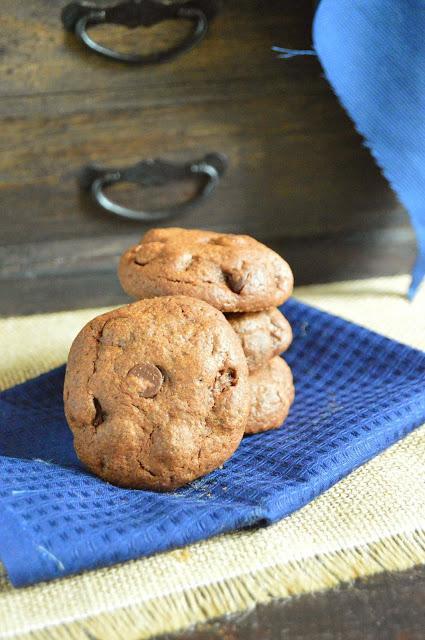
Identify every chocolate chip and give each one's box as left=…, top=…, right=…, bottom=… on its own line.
left=214, top=368, right=238, bottom=393
left=224, top=270, right=247, bottom=294
left=128, top=363, right=163, bottom=398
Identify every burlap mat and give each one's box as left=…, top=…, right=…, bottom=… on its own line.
left=1, top=276, right=424, bottom=640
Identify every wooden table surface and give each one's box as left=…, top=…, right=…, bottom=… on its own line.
left=157, top=567, right=425, bottom=640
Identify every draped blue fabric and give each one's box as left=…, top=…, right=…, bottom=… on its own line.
left=313, top=0, right=425, bottom=297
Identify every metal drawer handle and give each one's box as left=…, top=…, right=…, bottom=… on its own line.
left=61, top=0, right=218, bottom=64
left=79, top=153, right=227, bottom=221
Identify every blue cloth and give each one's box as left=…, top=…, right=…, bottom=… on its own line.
left=1, top=300, right=425, bottom=587
left=313, top=0, right=425, bottom=297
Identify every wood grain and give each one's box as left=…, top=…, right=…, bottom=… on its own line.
left=0, top=226, right=415, bottom=315
left=156, top=566, right=425, bottom=640
left=0, top=1, right=404, bottom=243
left=1, top=92, right=407, bottom=245
left=0, top=1, right=318, bottom=97
left=0, top=1, right=412, bottom=315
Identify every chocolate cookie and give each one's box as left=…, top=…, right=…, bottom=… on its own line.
left=64, top=295, right=250, bottom=490
left=119, top=227, right=293, bottom=313
left=226, top=308, right=292, bottom=373
left=246, top=357, right=294, bottom=435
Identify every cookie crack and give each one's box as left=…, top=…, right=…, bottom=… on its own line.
left=87, top=318, right=115, bottom=430
left=153, top=275, right=222, bottom=288
left=269, top=317, right=283, bottom=336
left=92, top=397, right=107, bottom=428
left=137, top=459, right=157, bottom=478
left=138, top=424, right=161, bottom=479
left=89, top=317, right=117, bottom=382
left=197, top=439, right=203, bottom=469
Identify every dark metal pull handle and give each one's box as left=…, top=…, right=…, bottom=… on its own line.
left=80, top=153, right=227, bottom=221
left=62, top=0, right=219, bottom=64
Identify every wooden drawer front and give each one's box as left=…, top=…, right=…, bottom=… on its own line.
left=0, top=1, right=411, bottom=314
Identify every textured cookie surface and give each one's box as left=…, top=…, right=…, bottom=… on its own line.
left=246, top=357, right=294, bottom=435
left=226, top=308, right=292, bottom=373
left=119, top=228, right=293, bottom=312
left=64, top=296, right=249, bottom=490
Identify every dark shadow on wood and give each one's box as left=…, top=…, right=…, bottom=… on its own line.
left=154, top=565, right=425, bottom=640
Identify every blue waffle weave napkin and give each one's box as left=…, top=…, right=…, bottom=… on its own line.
left=1, top=299, right=425, bottom=587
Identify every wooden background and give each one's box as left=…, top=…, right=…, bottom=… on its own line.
left=0, top=0, right=414, bottom=315
left=158, top=566, right=425, bottom=640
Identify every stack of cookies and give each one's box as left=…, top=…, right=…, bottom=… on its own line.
left=64, top=227, right=294, bottom=491
left=227, top=310, right=294, bottom=434
left=118, top=228, right=295, bottom=436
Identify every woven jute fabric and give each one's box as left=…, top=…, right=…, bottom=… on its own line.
left=1, top=275, right=424, bottom=640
